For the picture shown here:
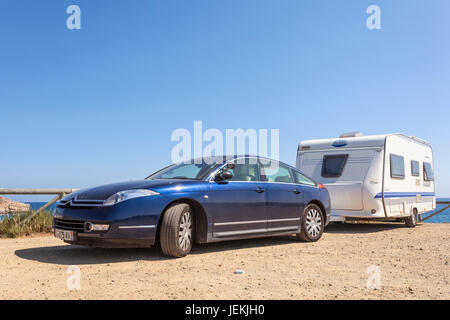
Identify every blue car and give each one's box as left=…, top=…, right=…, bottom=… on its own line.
left=53, top=156, right=330, bottom=257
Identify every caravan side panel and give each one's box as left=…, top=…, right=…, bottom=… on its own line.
left=298, top=143, right=384, bottom=219
left=383, top=135, right=435, bottom=218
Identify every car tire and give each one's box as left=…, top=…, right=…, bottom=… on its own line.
left=296, top=204, right=324, bottom=242
left=160, top=203, right=194, bottom=258
left=404, top=208, right=418, bottom=228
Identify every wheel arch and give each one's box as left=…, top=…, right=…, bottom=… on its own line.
left=156, top=198, right=208, bottom=244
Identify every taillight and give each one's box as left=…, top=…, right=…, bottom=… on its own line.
left=318, top=183, right=327, bottom=190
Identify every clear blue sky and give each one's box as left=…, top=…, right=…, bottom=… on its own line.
left=1, top=0, right=449, bottom=201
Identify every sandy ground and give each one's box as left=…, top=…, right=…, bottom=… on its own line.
left=0, top=223, right=449, bottom=300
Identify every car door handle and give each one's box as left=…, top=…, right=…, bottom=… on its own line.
left=255, top=187, right=265, bottom=193
left=293, top=189, right=302, bottom=194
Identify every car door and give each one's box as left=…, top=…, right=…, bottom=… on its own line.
left=210, top=157, right=267, bottom=238
left=260, top=160, right=305, bottom=233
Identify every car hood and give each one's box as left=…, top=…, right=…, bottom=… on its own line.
left=64, top=179, right=202, bottom=201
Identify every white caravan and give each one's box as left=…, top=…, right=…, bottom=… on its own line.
left=296, top=132, right=435, bottom=227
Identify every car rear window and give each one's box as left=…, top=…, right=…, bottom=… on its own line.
left=321, top=155, right=348, bottom=178
left=390, top=154, right=405, bottom=179
left=423, top=162, right=434, bottom=181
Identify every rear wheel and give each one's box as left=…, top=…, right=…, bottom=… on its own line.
left=160, top=203, right=194, bottom=258
left=296, top=204, right=324, bottom=242
left=405, top=208, right=418, bottom=228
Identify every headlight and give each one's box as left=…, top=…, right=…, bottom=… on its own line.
left=103, top=189, right=159, bottom=206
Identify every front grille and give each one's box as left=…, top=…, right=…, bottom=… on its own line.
left=54, top=218, right=85, bottom=232
left=57, top=199, right=104, bottom=209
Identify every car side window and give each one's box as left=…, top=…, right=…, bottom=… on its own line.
left=260, top=161, right=294, bottom=184
left=226, top=158, right=260, bottom=182
left=292, top=170, right=316, bottom=186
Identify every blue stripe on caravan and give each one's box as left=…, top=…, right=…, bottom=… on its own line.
left=374, top=192, right=435, bottom=199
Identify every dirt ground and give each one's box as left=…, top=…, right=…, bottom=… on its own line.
left=0, top=223, right=448, bottom=300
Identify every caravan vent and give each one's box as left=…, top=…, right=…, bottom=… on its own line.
left=339, top=132, right=363, bottom=138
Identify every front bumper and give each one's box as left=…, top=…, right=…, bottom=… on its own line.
left=53, top=218, right=156, bottom=248
left=52, top=195, right=168, bottom=248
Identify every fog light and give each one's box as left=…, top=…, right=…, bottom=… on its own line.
left=85, top=222, right=109, bottom=232
left=371, top=209, right=377, bottom=214
left=85, top=222, right=93, bottom=232
left=92, top=224, right=109, bottom=231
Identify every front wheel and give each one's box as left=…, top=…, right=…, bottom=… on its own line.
left=296, top=204, right=324, bottom=242
left=160, top=203, right=194, bottom=258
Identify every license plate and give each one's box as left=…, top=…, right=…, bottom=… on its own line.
left=54, top=229, right=76, bottom=241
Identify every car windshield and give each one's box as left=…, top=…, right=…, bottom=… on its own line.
left=146, top=162, right=219, bottom=180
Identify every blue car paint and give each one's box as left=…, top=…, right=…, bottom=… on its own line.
left=53, top=157, right=330, bottom=248
left=54, top=195, right=168, bottom=241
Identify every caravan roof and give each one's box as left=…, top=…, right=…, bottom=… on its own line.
left=298, top=133, right=430, bottom=152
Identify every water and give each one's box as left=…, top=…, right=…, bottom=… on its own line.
left=28, top=202, right=55, bottom=211
left=422, top=198, right=450, bottom=223
left=2, top=199, right=450, bottom=223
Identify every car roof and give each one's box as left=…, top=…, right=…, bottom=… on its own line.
left=189, top=155, right=300, bottom=171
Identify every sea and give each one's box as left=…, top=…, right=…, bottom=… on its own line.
left=1, top=198, right=449, bottom=223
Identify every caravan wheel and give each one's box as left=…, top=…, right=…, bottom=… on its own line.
left=404, top=209, right=418, bottom=228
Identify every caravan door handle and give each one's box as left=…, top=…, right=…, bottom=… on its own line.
left=293, top=188, right=302, bottom=194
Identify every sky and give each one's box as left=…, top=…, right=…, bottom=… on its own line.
left=1, top=0, right=449, bottom=201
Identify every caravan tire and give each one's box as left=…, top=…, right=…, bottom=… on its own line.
left=296, top=204, right=324, bottom=242
left=404, top=209, right=418, bottom=228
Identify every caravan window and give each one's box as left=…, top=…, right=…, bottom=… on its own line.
left=411, top=160, right=420, bottom=176
left=423, top=162, right=434, bottom=181
left=390, top=154, right=405, bottom=179
left=321, top=155, right=348, bottom=177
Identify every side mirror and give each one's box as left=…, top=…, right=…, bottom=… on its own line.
left=216, top=169, right=233, bottom=182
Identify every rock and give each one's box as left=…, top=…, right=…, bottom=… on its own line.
left=0, top=197, right=30, bottom=214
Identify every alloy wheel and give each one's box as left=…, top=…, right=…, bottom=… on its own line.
left=178, top=211, right=193, bottom=250
left=305, top=208, right=322, bottom=237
